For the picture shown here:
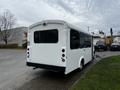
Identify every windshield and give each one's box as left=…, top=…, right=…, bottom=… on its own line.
left=96, top=41, right=105, bottom=45
left=34, top=29, right=58, bottom=43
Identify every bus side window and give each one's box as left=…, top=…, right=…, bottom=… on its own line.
left=80, top=32, right=85, bottom=48
left=80, top=32, right=91, bottom=48
left=70, top=29, right=80, bottom=49
left=84, top=35, right=91, bottom=48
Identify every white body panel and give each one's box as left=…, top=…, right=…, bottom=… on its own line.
left=65, top=29, right=92, bottom=74
left=28, top=24, right=66, bottom=67
left=27, top=20, right=93, bottom=74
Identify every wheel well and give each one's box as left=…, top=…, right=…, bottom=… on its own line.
left=81, top=59, right=84, bottom=65
left=79, top=57, right=85, bottom=68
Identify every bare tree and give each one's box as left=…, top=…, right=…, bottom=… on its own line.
left=0, top=10, right=16, bottom=45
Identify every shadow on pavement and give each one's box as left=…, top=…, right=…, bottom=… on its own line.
left=18, top=60, right=95, bottom=90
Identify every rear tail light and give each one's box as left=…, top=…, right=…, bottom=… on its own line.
left=27, top=55, right=29, bottom=58
left=62, top=54, right=65, bottom=57
left=61, top=48, right=66, bottom=62
left=27, top=48, right=30, bottom=58
left=62, top=58, right=65, bottom=62
left=62, top=49, right=65, bottom=52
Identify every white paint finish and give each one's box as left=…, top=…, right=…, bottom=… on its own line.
left=65, top=29, right=92, bottom=74
left=28, top=23, right=66, bottom=67
left=27, top=20, right=93, bottom=74
left=114, top=37, right=120, bottom=43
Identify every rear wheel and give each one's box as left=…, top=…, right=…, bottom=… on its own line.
left=79, top=60, right=84, bottom=70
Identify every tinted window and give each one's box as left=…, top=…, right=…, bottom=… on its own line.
left=34, top=29, right=58, bottom=43
left=80, top=32, right=91, bottom=48
left=70, top=29, right=80, bottom=49
left=96, top=41, right=105, bottom=46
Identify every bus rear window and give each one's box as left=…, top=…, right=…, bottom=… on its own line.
left=34, top=29, right=58, bottom=43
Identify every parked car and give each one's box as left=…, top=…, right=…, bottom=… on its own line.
left=95, top=41, right=107, bottom=51
left=110, top=43, right=120, bottom=51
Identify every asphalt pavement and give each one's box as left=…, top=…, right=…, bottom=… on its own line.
left=0, top=49, right=120, bottom=90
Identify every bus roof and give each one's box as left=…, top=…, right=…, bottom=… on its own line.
left=29, top=20, right=91, bottom=36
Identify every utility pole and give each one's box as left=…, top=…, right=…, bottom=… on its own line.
left=110, top=28, right=113, bottom=43
left=88, top=26, right=89, bottom=32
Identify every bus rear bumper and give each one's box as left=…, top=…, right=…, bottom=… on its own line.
left=26, top=62, right=65, bottom=72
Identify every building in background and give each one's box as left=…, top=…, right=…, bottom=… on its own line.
left=113, top=35, right=120, bottom=44
left=92, top=33, right=106, bottom=46
left=0, top=27, right=28, bottom=47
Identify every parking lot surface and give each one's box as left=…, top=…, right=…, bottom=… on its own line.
left=0, top=49, right=120, bottom=90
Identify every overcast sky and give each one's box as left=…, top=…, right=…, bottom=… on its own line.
left=0, top=0, right=120, bottom=34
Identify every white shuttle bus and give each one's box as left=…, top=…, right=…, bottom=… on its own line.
left=27, top=20, right=94, bottom=74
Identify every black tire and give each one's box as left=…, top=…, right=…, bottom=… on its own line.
left=80, top=59, right=84, bottom=70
